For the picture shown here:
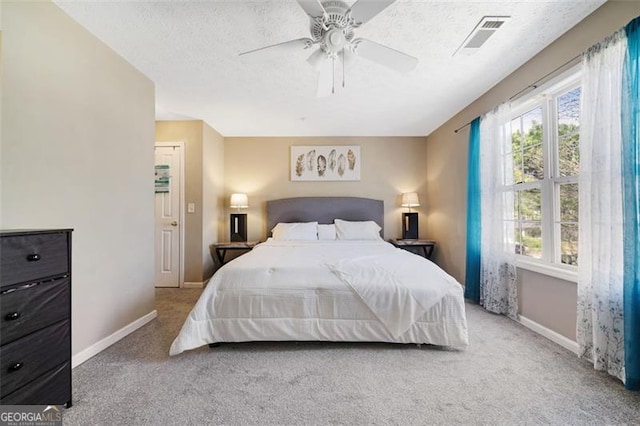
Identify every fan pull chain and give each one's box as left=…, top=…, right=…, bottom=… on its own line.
left=332, top=56, right=335, bottom=94
left=342, top=48, right=346, bottom=88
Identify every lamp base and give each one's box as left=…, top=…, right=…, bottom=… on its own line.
left=402, top=212, right=419, bottom=239
left=230, top=213, right=247, bottom=242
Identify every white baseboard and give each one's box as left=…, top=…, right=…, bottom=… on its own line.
left=183, top=278, right=209, bottom=289
left=518, top=315, right=579, bottom=355
left=72, top=310, right=157, bottom=368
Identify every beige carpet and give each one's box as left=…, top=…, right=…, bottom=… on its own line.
left=63, top=288, right=640, bottom=425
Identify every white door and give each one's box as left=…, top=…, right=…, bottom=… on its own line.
left=154, top=143, right=183, bottom=288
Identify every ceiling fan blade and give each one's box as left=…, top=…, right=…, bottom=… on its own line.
left=239, top=38, right=313, bottom=61
left=353, top=39, right=418, bottom=72
left=307, top=48, right=326, bottom=71
left=340, top=48, right=356, bottom=68
left=348, top=0, right=396, bottom=25
left=297, top=0, right=326, bottom=18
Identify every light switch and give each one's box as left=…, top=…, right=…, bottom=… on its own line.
left=187, top=203, right=195, bottom=213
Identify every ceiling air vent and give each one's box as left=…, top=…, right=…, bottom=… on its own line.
left=454, top=16, right=510, bottom=56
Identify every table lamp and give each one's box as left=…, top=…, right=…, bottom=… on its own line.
left=401, top=192, right=420, bottom=239
left=230, top=193, right=248, bottom=242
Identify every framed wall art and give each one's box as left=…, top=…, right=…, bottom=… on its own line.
left=291, top=145, right=360, bottom=181
left=154, top=164, right=170, bottom=193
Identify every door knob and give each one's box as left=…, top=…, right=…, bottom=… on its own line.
left=171, top=221, right=178, bottom=226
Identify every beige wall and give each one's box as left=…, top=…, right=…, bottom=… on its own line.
left=156, top=120, right=225, bottom=283
left=155, top=121, right=204, bottom=283
left=202, top=122, right=225, bottom=279
left=518, top=270, right=578, bottom=341
left=426, top=1, right=640, bottom=341
left=0, top=1, right=155, bottom=356
left=225, top=137, right=428, bottom=241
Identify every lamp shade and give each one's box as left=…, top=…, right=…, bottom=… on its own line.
left=230, top=193, right=248, bottom=209
left=400, top=192, right=420, bottom=208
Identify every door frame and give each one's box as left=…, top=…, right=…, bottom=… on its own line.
left=154, top=141, right=186, bottom=288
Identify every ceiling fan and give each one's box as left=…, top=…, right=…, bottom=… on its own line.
left=239, top=0, right=418, bottom=97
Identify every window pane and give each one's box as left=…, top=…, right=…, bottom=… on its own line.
left=558, top=136, right=580, bottom=177
left=512, top=151, right=523, bottom=184
left=557, top=87, right=581, bottom=177
left=519, top=188, right=541, bottom=221
left=518, top=222, right=542, bottom=259
left=511, top=119, right=523, bottom=183
left=561, top=223, right=578, bottom=266
left=512, top=107, right=543, bottom=184
left=559, top=183, right=579, bottom=222
left=502, top=153, right=515, bottom=185
left=522, top=107, right=543, bottom=148
left=558, top=87, right=581, bottom=125
left=522, top=144, right=544, bottom=181
left=509, top=118, right=521, bottom=156
left=514, top=222, right=524, bottom=254
left=512, top=191, right=520, bottom=220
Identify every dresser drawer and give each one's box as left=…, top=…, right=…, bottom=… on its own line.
left=0, top=361, right=71, bottom=406
left=0, top=319, right=70, bottom=398
left=1, top=277, right=70, bottom=345
left=0, top=232, right=69, bottom=288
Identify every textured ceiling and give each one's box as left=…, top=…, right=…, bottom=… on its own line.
left=54, top=0, right=605, bottom=137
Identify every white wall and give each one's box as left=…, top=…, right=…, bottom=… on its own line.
left=1, top=1, right=156, bottom=358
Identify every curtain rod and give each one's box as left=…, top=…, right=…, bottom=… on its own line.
left=453, top=53, right=582, bottom=134
left=453, top=122, right=470, bottom=134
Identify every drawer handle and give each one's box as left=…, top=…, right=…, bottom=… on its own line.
left=8, top=362, right=23, bottom=373
left=4, top=312, right=20, bottom=321
left=26, top=254, right=41, bottom=262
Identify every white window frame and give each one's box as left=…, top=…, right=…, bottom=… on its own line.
left=508, top=66, right=581, bottom=282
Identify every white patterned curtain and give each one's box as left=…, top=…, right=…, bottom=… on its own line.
left=479, top=103, right=518, bottom=320
left=577, top=29, right=627, bottom=382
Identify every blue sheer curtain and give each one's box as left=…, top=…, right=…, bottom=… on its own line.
left=622, top=16, right=640, bottom=391
left=464, top=117, right=481, bottom=302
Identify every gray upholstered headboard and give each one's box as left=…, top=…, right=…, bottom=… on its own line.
left=266, top=197, right=384, bottom=236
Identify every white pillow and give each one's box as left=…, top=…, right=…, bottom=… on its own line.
left=271, top=222, right=318, bottom=240
left=334, top=219, right=382, bottom=240
left=317, top=224, right=336, bottom=240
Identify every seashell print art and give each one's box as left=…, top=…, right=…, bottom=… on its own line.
left=328, top=149, right=337, bottom=171
left=337, top=154, right=346, bottom=177
left=295, top=154, right=305, bottom=177
left=347, top=149, right=356, bottom=171
left=317, top=155, right=327, bottom=177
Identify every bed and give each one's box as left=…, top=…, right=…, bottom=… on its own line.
left=170, top=197, right=468, bottom=355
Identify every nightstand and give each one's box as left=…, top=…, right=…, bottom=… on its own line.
left=212, top=241, right=259, bottom=265
left=389, top=239, right=436, bottom=260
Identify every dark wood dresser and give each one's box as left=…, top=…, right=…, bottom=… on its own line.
left=0, top=229, right=72, bottom=407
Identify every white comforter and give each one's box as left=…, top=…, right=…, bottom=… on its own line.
left=170, top=239, right=468, bottom=355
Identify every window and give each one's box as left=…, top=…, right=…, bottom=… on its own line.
left=506, top=70, right=581, bottom=268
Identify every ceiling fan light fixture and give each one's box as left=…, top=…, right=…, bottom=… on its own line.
left=307, top=49, right=326, bottom=70
left=239, top=0, right=418, bottom=96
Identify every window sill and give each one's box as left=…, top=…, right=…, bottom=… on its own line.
left=515, top=257, right=578, bottom=283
